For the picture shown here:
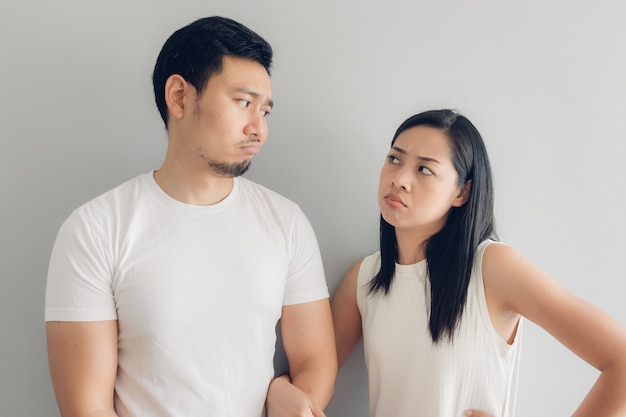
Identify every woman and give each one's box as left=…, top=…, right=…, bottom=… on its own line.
left=332, top=109, right=626, bottom=417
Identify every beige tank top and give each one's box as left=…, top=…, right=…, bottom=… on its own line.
left=357, top=240, right=522, bottom=417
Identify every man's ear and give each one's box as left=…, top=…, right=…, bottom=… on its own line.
left=164, top=74, right=189, bottom=121
left=452, top=179, right=472, bottom=207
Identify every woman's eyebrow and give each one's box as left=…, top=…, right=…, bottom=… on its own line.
left=391, top=146, right=441, bottom=164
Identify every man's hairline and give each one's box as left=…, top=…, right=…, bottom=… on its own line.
left=195, top=54, right=271, bottom=97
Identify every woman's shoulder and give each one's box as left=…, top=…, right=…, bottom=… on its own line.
left=481, top=241, right=524, bottom=288
left=338, top=252, right=380, bottom=289
left=481, top=240, right=523, bottom=271
left=358, top=251, right=381, bottom=281
left=481, top=240, right=551, bottom=314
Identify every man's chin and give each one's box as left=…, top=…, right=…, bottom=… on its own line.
left=231, top=162, right=250, bottom=178
left=208, top=160, right=251, bottom=178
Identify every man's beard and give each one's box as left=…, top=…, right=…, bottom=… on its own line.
left=207, top=159, right=251, bottom=178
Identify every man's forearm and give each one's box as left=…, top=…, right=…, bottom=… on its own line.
left=290, top=365, right=336, bottom=410
left=77, top=409, right=119, bottom=417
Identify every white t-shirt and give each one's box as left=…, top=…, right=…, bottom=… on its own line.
left=45, top=172, right=329, bottom=417
left=357, top=240, right=522, bottom=417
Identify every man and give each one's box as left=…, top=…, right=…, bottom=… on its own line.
left=45, top=16, right=336, bottom=417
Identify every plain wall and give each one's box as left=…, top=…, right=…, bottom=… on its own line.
left=1, top=0, right=625, bottom=415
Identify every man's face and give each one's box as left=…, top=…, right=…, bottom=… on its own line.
left=179, top=55, right=273, bottom=177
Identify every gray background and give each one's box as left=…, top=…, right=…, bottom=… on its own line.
left=1, top=0, right=625, bottom=416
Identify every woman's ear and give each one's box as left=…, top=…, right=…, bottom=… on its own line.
left=452, top=179, right=472, bottom=207
left=164, top=74, right=189, bottom=121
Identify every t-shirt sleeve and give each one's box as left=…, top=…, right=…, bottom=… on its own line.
left=282, top=207, right=329, bottom=305
left=45, top=208, right=118, bottom=322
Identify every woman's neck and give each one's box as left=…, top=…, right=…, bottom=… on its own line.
left=395, top=229, right=430, bottom=265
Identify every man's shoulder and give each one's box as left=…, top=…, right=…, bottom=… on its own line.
left=73, top=172, right=150, bottom=218
left=238, top=176, right=298, bottom=207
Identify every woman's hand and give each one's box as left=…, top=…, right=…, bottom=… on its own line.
left=266, top=374, right=326, bottom=417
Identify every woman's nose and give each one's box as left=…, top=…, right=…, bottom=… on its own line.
left=391, top=172, right=411, bottom=192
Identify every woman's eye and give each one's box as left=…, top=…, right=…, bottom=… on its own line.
left=419, top=166, right=434, bottom=175
left=261, top=110, right=271, bottom=117
left=387, top=155, right=399, bottom=164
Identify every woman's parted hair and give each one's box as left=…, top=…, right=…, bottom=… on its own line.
left=368, top=109, right=497, bottom=343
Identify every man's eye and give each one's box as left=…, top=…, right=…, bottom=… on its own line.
left=239, top=100, right=250, bottom=108
left=261, top=110, right=271, bottom=117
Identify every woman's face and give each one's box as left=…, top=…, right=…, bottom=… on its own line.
left=378, top=125, right=469, bottom=237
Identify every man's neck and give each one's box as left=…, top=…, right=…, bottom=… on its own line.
left=153, top=164, right=235, bottom=206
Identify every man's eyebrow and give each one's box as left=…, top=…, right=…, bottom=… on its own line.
left=236, top=87, right=273, bottom=108
left=390, top=146, right=441, bottom=164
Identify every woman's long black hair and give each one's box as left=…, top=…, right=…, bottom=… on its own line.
left=368, top=109, right=497, bottom=343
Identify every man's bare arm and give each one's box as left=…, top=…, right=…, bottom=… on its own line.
left=46, top=320, right=119, bottom=417
left=267, top=299, right=337, bottom=416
